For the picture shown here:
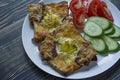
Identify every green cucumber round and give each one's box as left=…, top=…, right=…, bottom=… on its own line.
left=104, top=25, right=115, bottom=35
left=103, top=36, right=119, bottom=52
left=84, top=34, right=106, bottom=53
left=108, top=24, right=120, bottom=39
left=84, top=21, right=103, bottom=37
left=88, top=16, right=110, bottom=30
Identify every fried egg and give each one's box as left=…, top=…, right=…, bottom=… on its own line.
left=39, top=22, right=97, bottom=75
left=27, top=1, right=69, bottom=42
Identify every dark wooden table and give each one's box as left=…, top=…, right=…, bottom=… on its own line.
left=0, top=0, right=120, bottom=80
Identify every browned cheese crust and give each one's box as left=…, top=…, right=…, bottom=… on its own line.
left=39, top=22, right=97, bottom=75
left=27, top=1, right=69, bottom=42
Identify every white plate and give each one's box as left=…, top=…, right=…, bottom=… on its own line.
left=22, top=0, right=120, bottom=79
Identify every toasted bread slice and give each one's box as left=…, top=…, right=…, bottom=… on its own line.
left=27, top=1, right=69, bottom=42
left=39, top=22, right=97, bottom=75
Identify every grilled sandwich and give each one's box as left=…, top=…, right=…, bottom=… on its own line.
left=27, top=1, right=69, bottom=42
left=39, top=22, right=97, bottom=75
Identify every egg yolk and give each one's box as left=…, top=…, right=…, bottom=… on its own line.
left=43, top=13, right=60, bottom=28
left=59, top=38, right=77, bottom=53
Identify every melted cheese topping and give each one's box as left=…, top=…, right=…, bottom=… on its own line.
left=42, top=13, right=60, bottom=29
left=56, top=37, right=77, bottom=54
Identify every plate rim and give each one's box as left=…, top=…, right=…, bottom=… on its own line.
left=22, top=0, right=120, bottom=79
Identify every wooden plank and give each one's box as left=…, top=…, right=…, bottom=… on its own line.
left=0, top=18, right=24, bottom=46
left=0, top=0, right=39, bottom=29
left=0, top=36, right=61, bottom=80
left=0, top=0, right=120, bottom=80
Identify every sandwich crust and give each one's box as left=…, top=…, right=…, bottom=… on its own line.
left=39, top=22, right=97, bottom=75
left=27, top=1, right=69, bottom=42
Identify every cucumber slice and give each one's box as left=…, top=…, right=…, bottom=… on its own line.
left=103, top=36, right=119, bottom=51
left=104, top=26, right=115, bottom=35
left=88, top=16, right=110, bottom=30
left=84, top=21, right=103, bottom=37
left=108, top=24, right=120, bottom=39
left=84, top=34, right=106, bottom=52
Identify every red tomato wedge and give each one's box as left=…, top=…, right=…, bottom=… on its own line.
left=70, top=0, right=89, bottom=13
left=97, top=1, right=114, bottom=22
left=70, top=0, right=83, bottom=13
left=87, top=0, right=100, bottom=17
left=73, top=8, right=86, bottom=30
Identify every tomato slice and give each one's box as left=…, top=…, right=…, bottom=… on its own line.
left=87, top=0, right=100, bottom=17
left=73, top=8, right=86, bottom=30
left=70, top=0, right=89, bottom=14
left=97, top=1, right=114, bottom=22
left=70, top=0, right=83, bottom=13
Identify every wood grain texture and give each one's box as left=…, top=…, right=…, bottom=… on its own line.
left=0, top=0, right=120, bottom=80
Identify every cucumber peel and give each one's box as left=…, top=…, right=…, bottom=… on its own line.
left=108, top=24, right=120, bottom=39
left=104, top=25, right=115, bottom=35
left=103, top=36, right=119, bottom=52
